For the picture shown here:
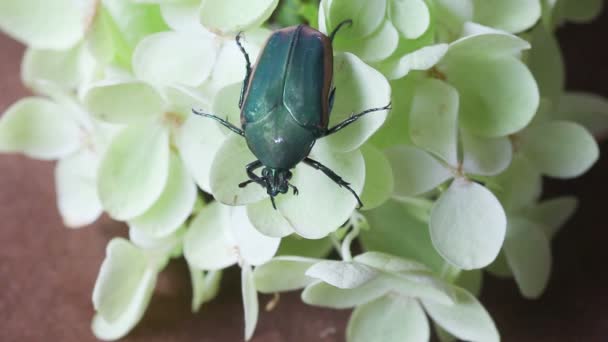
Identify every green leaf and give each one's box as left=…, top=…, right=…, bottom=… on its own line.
left=133, top=31, right=217, bottom=87
left=325, top=53, right=392, bottom=152
left=388, top=0, right=431, bottom=39
left=97, top=123, right=170, bottom=220
left=276, top=235, right=333, bottom=259
left=0, top=97, right=80, bottom=159
left=461, top=132, right=512, bottom=176
left=276, top=143, right=365, bottom=239
left=246, top=200, right=294, bottom=238
left=472, top=0, right=541, bottom=33
left=360, top=144, right=394, bottom=210
left=210, top=135, right=268, bottom=206
left=521, top=121, right=599, bottom=178
left=84, top=80, right=165, bottom=125
left=302, top=279, right=389, bottom=309
left=55, top=149, right=102, bottom=228
left=422, top=287, right=499, bottom=342
left=176, top=114, right=226, bottom=193
left=503, top=217, right=551, bottom=299
left=183, top=202, right=237, bottom=270
left=430, top=178, right=507, bottom=270
left=199, top=0, right=279, bottom=34
left=129, top=153, right=196, bottom=238
left=410, top=78, right=459, bottom=165
left=493, top=154, right=542, bottom=211
left=385, top=145, right=452, bottom=198
left=229, top=206, right=281, bottom=266
left=0, top=0, right=92, bottom=49
left=362, top=200, right=445, bottom=272
left=241, top=264, right=258, bottom=341
left=306, top=260, right=379, bottom=289
left=190, top=268, right=222, bottom=313
left=445, top=56, right=539, bottom=137
left=91, top=238, right=157, bottom=340
left=522, top=196, right=578, bottom=239
left=347, top=296, right=430, bottom=342
left=554, top=92, right=608, bottom=139
left=253, top=256, right=319, bottom=293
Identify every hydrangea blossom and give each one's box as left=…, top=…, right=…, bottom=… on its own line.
left=0, top=0, right=607, bottom=341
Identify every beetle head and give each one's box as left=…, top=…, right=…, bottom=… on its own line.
left=262, top=168, right=292, bottom=197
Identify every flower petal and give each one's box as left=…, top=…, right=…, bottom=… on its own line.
left=472, top=0, right=541, bottom=33
left=360, top=144, right=394, bottom=210
left=253, top=256, right=319, bottom=293
left=199, top=0, right=278, bottom=34
left=389, top=0, right=431, bottom=39
left=229, top=206, right=281, bottom=266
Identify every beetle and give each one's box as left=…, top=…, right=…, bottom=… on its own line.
left=193, top=21, right=391, bottom=209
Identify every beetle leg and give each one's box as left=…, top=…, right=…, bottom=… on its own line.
left=236, top=32, right=253, bottom=109
left=192, top=109, right=245, bottom=137
left=288, top=183, right=299, bottom=195
left=239, top=160, right=266, bottom=189
left=323, top=102, right=392, bottom=137
left=329, top=19, right=353, bottom=42
left=303, top=157, right=363, bottom=208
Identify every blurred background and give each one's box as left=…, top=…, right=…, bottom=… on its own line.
left=1, top=6, right=607, bottom=342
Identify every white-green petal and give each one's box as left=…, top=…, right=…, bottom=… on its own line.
left=347, top=296, right=429, bottom=342
left=133, top=31, right=217, bottom=87
left=253, top=256, right=319, bottom=293
left=325, top=53, right=391, bottom=153
left=55, top=149, right=102, bottom=228
left=528, top=24, right=564, bottom=104
left=129, top=153, right=196, bottom=238
left=92, top=238, right=157, bottom=340
left=246, top=200, right=294, bottom=238
left=341, top=20, right=400, bottom=63
left=360, top=144, right=394, bottom=210
left=555, top=92, right=608, bottom=138
left=199, top=0, right=278, bottom=34
left=521, top=121, right=599, bottom=178
left=302, top=279, right=390, bottom=309
left=327, top=0, right=387, bottom=38
left=210, top=135, right=267, bottom=205
left=21, top=44, right=83, bottom=92
left=84, top=80, right=165, bottom=125
left=472, top=0, right=541, bottom=33
left=0, top=0, right=93, bottom=49
left=494, top=154, right=542, bottom=211
left=410, top=78, right=459, bottom=165
left=184, top=202, right=237, bottom=270
left=241, top=263, right=258, bottom=341
left=128, top=224, right=185, bottom=255
left=422, top=286, right=499, bottom=342
left=211, top=82, right=243, bottom=136
left=176, top=114, right=226, bottom=193
left=353, top=251, right=431, bottom=273
left=385, top=145, right=452, bottom=198
left=378, top=44, right=449, bottom=80
left=389, top=0, right=431, bottom=39
left=276, top=144, right=365, bottom=239
left=446, top=29, right=531, bottom=60
left=430, top=178, right=506, bottom=270
left=97, top=123, right=170, bottom=220
left=190, top=268, right=222, bottom=313
left=229, top=206, right=281, bottom=266
left=461, top=132, right=512, bottom=176
left=0, top=97, right=80, bottom=159
left=161, top=0, right=208, bottom=33
left=522, top=196, right=578, bottom=239
left=383, top=272, right=454, bottom=305
left=277, top=235, right=334, bottom=259
left=503, top=217, right=551, bottom=299
left=306, top=260, right=379, bottom=289
left=446, top=56, right=539, bottom=137
left=434, top=0, right=474, bottom=41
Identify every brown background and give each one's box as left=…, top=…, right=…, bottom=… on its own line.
left=1, top=8, right=608, bottom=342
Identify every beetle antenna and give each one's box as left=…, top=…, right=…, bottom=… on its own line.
left=329, top=19, right=353, bottom=42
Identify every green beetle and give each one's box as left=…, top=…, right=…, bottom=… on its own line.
left=194, top=21, right=391, bottom=209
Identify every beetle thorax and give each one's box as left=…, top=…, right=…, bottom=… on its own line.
left=262, top=167, right=292, bottom=197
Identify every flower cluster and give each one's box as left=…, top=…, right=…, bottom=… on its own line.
left=0, top=0, right=606, bottom=341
